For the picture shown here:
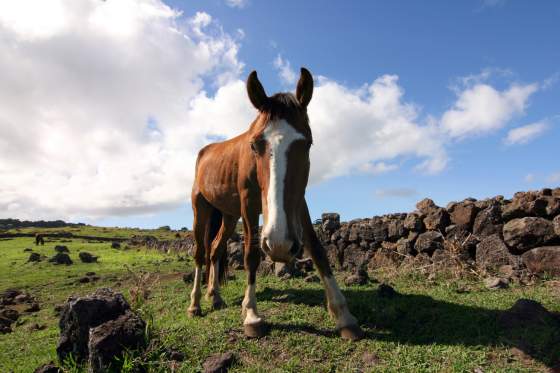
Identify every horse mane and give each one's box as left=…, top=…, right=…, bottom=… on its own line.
left=257, top=93, right=313, bottom=141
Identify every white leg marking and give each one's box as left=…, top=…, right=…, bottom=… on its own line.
left=189, top=266, right=202, bottom=310
left=324, top=276, right=357, bottom=329
left=261, top=119, right=305, bottom=254
left=206, top=259, right=222, bottom=301
left=242, top=283, right=262, bottom=326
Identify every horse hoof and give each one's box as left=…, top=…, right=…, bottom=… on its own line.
left=187, top=307, right=202, bottom=317
left=211, top=299, right=227, bottom=310
left=244, top=322, right=267, bottom=338
left=339, top=324, right=364, bottom=341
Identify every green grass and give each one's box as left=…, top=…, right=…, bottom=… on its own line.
left=1, top=232, right=559, bottom=372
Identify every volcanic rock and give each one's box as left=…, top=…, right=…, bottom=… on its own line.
left=476, top=234, right=517, bottom=271
left=203, top=351, right=236, bottom=373
left=79, top=252, right=98, bottom=263
left=87, top=311, right=146, bottom=373
left=56, top=288, right=131, bottom=364
left=503, top=217, right=556, bottom=253
left=49, top=253, right=73, bottom=265
left=414, top=231, right=443, bottom=254
left=473, top=202, right=503, bottom=238
left=54, top=245, right=69, bottom=253
left=521, top=246, right=560, bottom=276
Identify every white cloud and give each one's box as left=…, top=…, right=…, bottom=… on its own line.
left=479, top=0, right=507, bottom=9
left=358, top=162, right=399, bottom=175
left=225, top=0, right=248, bottom=9
left=504, top=121, right=549, bottom=145
left=548, top=172, right=560, bottom=184
left=374, top=188, right=417, bottom=198
left=273, top=54, right=297, bottom=85
left=524, top=173, right=535, bottom=183
left=441, top=80, right=538, bottom=139
left=308, top=75, right=448, bottom=182
left=542, top=72, right=559, bottom=90
left=0, top=0, right=243, bottom=221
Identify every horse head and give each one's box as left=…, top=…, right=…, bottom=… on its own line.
left=246, top=68, right=314, bottom=263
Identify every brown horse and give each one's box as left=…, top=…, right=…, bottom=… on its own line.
left=188, top=68, right=363, bottom=340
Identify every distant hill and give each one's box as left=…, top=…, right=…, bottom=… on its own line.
left=0, top=218, right=85, bottom=229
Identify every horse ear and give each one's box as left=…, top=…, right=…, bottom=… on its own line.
left=296, top=67, right=313, bottom=107
left=246, top=70, right=268, bottom=110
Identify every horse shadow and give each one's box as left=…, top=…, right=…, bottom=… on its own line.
left=254, top=286, right=560, bottom=368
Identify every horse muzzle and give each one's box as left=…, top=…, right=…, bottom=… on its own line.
left=262, top=237, right=302, bottom=263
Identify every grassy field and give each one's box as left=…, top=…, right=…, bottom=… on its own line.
left=2, top=225, right=182, bottom=240
left=0, top=229, right=559, bottom=372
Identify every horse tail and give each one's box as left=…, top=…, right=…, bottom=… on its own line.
left=204, top=207, right=228, bottom=285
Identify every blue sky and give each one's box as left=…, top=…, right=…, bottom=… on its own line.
left=0, top=0, right=558, bottom=229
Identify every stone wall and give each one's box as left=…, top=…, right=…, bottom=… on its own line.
left=316, top=187, right=560, bottom=277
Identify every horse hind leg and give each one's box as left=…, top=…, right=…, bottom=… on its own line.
left=187, top=191, right=214, bottom=317
left=206, top=213, right=238, bottom=310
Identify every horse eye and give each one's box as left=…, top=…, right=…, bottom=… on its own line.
left=250, top=142, right=257, bottom=153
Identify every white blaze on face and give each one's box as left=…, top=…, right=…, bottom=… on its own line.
left=261, top=119, right=305, bottom=254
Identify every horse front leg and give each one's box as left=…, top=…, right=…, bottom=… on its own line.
left=241, top=208, right=267, bottom=338
left=301, top=201, right=364, bottom=341
left=206, top=213, right=237, bottom=310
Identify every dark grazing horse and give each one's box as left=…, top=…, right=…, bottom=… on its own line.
left=35, top=234, right=45, bottom=246
left=188, top=68, right=363, bottom=340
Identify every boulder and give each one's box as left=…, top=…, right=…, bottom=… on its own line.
left=203, top=351, right=236, bottom=373
left=341, top=243, right=373, bottom=272
left=521, top=246, right=560, bottom=276
left=473, top=202, right=503, bottom=238
left=484, top=277, right=509, bottom=290
left=0, top=308, right=19, bottom=334
left=79, top=252, right=98, bottom=263
left=344, top=267, right=369, bottom=286
left=416, top=198, right=437, bottom=215
left=476, top=235, right=517, bottom=271
left=395, top=236, right=414, bottom=255
left=403, top=212, right=424, bottom=232
left=49, top=253, right=73, bottom=265
left=368, top=217, right=389, bottom=243
left=449, top=201, right=479, bottom=230
left=554, top=215, right=560, bottom=236
left=87, top=311, right=146, bottom=373
left=56, top=288, right=131, bottom=364
left=54, top=245, right=69, bottom=253
left=501, top=191, right=548, bottom=221
left=110, top=242, right=121, bottom=249
left=1, top=289, right=22, bottom=305
left=321, top=212, right=341, bottom=231
left=370, top=245, right=402, bottom=268
left=28, top=252, right=42, bottom=262
left=386, top=217, right=406, bottom=241
left=544, top=196, right=560, bottom=217
left=423, top=208, right=450, bottom=232
left=503, top=217, right=556, bottom=253
left=273, top=262, right=302, bottom=279
left=414, top=231, right=443, bottom=254
left=294, top=257, right=314, bottom=273
left=227, top=240, right=244, bottom=270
